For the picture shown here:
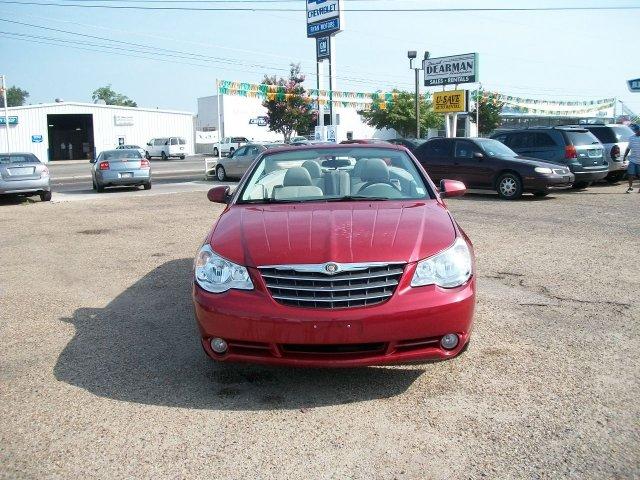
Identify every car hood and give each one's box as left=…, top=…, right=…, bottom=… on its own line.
left=495, top=155, right=565, bottom=169
left=209, top=201, right=457, bottom=267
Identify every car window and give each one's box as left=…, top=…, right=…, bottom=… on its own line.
left=234, top=147, right=248, bottom=156
left=454, top=141, right=478, bottom=159
left=153, top=139, right=162, bottom=146
left=563, top=130, right=599, bottom=146
left=232, top=137, right=248, bottom=143
left=493, top=134, right=507, bottom=144
left=607, top=126, right=634, bottom=143
left=178, top=138, right=186, bottom=145
left=238, top=147, right=432, bottom=203
left=476, top=138, right=517, bottom=157
left=421, top=139, right=450, bottom=157
left=247, top=146, right=261, bottom=155
left=509, top=132, right=535, bottom=149
left=103, top=150, right=143, bottom=160
left=0, top=154, right=40, bottom=164
left=170, top=138, right=178, bottom=145
left=534, top=133, right=557, bottom=147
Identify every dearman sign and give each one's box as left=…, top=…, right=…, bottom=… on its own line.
left=423, top=53, right=479, bottom=87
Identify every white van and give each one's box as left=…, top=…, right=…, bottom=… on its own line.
left=145, top=137, right=188, bottom=160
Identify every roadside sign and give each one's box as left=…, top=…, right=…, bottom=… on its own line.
left=0, top=116, right=18, bottom=126
left=31, top=135, right=43, bottom=143
left=326, top=125, right=337, bottom=142
left=433, top=90, right=469, bottom=114
left=307, top=0, right=342, bottom=37
left=317, top=36, right=330, bottom=60
left=423, top=53, right=479, bottom=87
left=628, top=78, right=640, bottom=92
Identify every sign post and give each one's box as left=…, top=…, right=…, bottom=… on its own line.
left=424, top=53, right=478, bottom=138
left=1, top=75, right=10, bottom=153
left=307, top=0, right=343, bottom=140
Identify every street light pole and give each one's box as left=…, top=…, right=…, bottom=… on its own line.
left=408, top=51, right=429, bottom=139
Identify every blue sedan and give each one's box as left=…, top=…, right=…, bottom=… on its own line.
left=91, top=149, right=151, bottom=192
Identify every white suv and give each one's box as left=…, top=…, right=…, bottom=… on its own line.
left=213, top=137, right=249, bottom=157
left=145, top=137, right=187, bottom=160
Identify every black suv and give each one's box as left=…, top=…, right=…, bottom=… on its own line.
left=491, top=127, right=608, bottom=189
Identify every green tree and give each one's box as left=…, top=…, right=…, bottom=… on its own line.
left=91, top=85, right=137, bottom=107
left=262, top=64, right=316, bottom=142
left=359, top=90, right=443, bottom=138
left=470, top=90, right=504, bottom=135
left=0, top=86, right=29, bottom=107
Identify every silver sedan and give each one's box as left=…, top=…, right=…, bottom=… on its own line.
left=214, top=143, right=286, bottom=181
left=91, top=149, right=151, bottom=192
left=0, top=152, right=51, bottom=201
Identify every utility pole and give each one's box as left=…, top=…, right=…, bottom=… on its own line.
left=1, top=75, right=10, bottom=153
left=407, top=51, right=429, bottom=138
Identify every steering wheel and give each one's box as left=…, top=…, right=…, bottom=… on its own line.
left=357, top=180, right=399, bottom=194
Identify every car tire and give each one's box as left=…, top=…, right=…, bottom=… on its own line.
left=180, top=155, right=186, bottom=160
left=40, top=191, right=52, bottom=202
left=572, top=181, right=590, bottom=190
left=161, top=151, right=168, bottom=161
left=143, top=182, right=152, bottom=190
left=533, top=191, right=549, bottom=197
left=496, top=172, right=523, bottom=200
left=92, top=178, right=97, bottom=191
left=216, top=165, right=227, bottom=181
left=96, top=182, right=105, bottom=193
left=213, top=147, right=219, bottom=157
left=145, top=152, right=151, bottom=160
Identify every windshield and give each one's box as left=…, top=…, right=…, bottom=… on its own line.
left=476, top=138, right=517, bottom=157
left=0, top=154, right=40, bottom=165
left=238, top=147, right=432, bottom=204
left=102, top=150, right=142, bottom=160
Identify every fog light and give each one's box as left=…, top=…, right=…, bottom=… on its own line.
left=210, top=337, right=228, bottom=354
left=440, top=333, right=459, bottom=350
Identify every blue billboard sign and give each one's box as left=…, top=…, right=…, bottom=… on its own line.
left=316, top=36, right=330, bottom=60
left=0, top=116, right=18, bottom=126
left=307, top=17, right=340, bottom=37
left=32, top=135, right=43, bottom=143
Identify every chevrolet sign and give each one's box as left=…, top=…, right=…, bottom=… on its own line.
left=307, top=0, right=342, bottom=37
left=423, top=53, right=479, bottom=87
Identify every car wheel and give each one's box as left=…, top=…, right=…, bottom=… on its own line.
left=96, top=182, right=105, bottom=193
left=216, top=165, right=227, bottom=181
left=92, top=178, right=97, bottom=191
left=145, top=152, right=151, bottom=160
left=161, top=151, right=168, bottom=161
left=533, top=191, right=549, bottom=197
left=213, top=147, right=219, bottom=156
left=143, top=182, right=152, bottom=190
left=40, top=191, right=52, bottom=202
left=496, top=172, right=523, bottom=200
left=180, top=155, right=185, bottom=160
left=572, top=181, right=590, bottom=190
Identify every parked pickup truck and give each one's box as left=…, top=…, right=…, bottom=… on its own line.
left=213, top=137, right=249, bottom=157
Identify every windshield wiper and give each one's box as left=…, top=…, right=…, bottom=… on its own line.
left=325, top=195, right=390, bottom=202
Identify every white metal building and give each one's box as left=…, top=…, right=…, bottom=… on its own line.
left=195, top=94, right=397, bottom=144
left=0, top=102, right=195, bottom=162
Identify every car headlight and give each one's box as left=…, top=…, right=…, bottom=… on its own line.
left=411, top=237, right=472, bottom=288
left=534, top=167, right=553, bottom=174
left=194, top=244, right=253, bottom=293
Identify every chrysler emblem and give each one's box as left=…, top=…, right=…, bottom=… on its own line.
left=324, top=262, right=340, bottom=275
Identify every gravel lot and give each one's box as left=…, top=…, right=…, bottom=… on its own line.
left=1, top=184, right=638, bottom=479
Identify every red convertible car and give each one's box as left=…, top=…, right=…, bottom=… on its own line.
left=193, top=144, right=475, bottom=367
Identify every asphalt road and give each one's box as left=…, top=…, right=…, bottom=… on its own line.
left=1, top=184, right=638, bottom=479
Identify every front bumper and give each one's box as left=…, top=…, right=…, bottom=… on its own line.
left=0, top=177, right=51, bottom=195
left=523, top=172, right=575, bottom=191
left=193, top=265, right=476, bottom=367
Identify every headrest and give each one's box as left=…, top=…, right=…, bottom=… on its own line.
left=361, top=158, right=389, bottom=183
left=283, top=167, right=313, bottom=187
left=352, top=158, right=370, bottom=178
left=302, top=160, right=322, bottom=179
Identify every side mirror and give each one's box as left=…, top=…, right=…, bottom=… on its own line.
left=473, top=152, right=484, bottom=159
left=146, top=142, right=151, bottom=146
left=207, top=185, right=231, bottom=204
left=89, top=158, right=96, bottom=164
left=440, top=179, right=466, bottom=198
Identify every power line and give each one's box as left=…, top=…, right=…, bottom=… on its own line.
left=1, top=1, right=639, bottom=11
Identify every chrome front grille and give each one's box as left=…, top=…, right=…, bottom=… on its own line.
left=259, top=262, right=405, bottom=309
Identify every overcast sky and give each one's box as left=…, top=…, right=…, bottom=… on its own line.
left=1, top=0, right=639, bottom=114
